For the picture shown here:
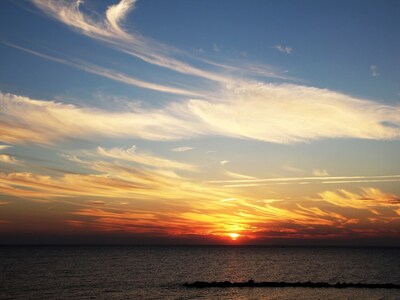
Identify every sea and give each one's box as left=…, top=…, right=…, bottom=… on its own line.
left=1, top=246, right=400, bottom=299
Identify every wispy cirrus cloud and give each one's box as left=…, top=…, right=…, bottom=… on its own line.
left=282, top=165, right=304, bottom=173
left=30, top=0, right=293, bottom=83
left=0, top=154, right=19, bottom=165
left=0, top=154, right=398, bottom=239
left=187, top=82, right=400, bottom=143
left=0, top=162, right=225, bottom=202
left=31, top=0, right=230, bottom=83
left=2, top=82, right=400, bottom=145
left=96, top=145, right=196, bottom=171
left=320, top=188, right=400, bottom=212
left=274, top=45, right=293, bottom=54
left=208, top=174, right=400, bottom=187
left=5, top=43, right=202, bottom=97
left=0, top=92, right=205, bottom=145
left=171, top=146, right=194, bottom=152
left=313, top=168, right=329, bottom=177
left=224, top=170, right=256, bottom=180
left=0, top=145, right=12, bottom=151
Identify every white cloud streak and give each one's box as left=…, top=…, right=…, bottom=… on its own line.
left=320, top=187, right=400, bottom=210
left=2, top=80, right=400, bottom=145
left=0, top=92, right=206, bottom=144
left=171, top=147, right=194, bottom=152
left=282, top=165, right=304, bottom=173
left=0, top=145, right=12, bottom=151
left=274, top=45, right=292, bottom=54
left=105, top=0, right=136, bottom=37
left=312, top=169, right=329, bottom=177
left=96, top=145, right=196, bottom=171
left=186, top=83, right=400, bottom=143
left=207, top=174, right=400, bottom=187
left=5, top=43, right=202, bottom=97
left=0, top=154, right=19, bottom=165
left=224, top=170, right=256, bottom=180
left=31, top=0, right=231, bottom=83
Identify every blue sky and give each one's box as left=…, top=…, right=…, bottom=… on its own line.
left=0, top=0, right=400, bottom=244
left=2, top=0, right=400, bottom=102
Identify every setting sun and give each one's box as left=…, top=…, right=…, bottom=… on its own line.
left=228, top=233, right=240, bottom=240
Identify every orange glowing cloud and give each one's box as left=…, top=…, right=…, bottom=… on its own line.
left=0, top=144, right=399, bottom=242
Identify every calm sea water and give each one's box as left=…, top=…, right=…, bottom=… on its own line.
left=1, top=246, right=400, bottom=299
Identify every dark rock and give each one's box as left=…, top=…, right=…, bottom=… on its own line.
left=183, top=280, right=400, bottom=289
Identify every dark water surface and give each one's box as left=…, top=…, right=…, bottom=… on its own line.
left=1, top=246, right=400, bottom=299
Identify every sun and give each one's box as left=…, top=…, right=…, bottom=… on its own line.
left=228, top=233, right=240, bottom=240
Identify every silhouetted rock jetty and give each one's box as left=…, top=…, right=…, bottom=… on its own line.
left=183, top=280, right=400, bottom=289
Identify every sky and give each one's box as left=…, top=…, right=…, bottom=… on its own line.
left=0, top=0, right=400, bottom=245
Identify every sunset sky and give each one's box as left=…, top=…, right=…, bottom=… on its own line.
left=1, top=0, right=400, bottom=245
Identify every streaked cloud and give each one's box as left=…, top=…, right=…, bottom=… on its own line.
left=0, top=155, right=398, bottom=239
left=208, top=174, right=400, bottom=187
left=0, top=154, right=19, bottom=165
left=320, top=187, right=400, bottom=211
left=0, top=164, right=223, bottom=201
left=282, top=165, right=304, bottom=173
left=313, top=168, right=329, bottom=177
left=105, top=0, right=136, bottom=37
left=96, top=145, right=196, bottom=171
left=171, top=146, right=194, bottom=152
left=0, top=145, right=12, bottom=151
left=30, top=0, right=295, bottom=83
left=3, top=81, right=400, bottom=145
left=220, top=160, right=229, bottom=165
left=274, top=45, right=293, bottom=54
left=6, top=43, right=202, bottom=97
left=224, top=170, right=256, bottom=180
left=32, top=0, right=230, bottom=83
left=187, top=82, right=400, bottom=143
left=0, top=92, right=205, bottom=144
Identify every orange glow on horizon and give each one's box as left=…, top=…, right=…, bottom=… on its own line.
left=228, top=233, right=240, bottom=240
